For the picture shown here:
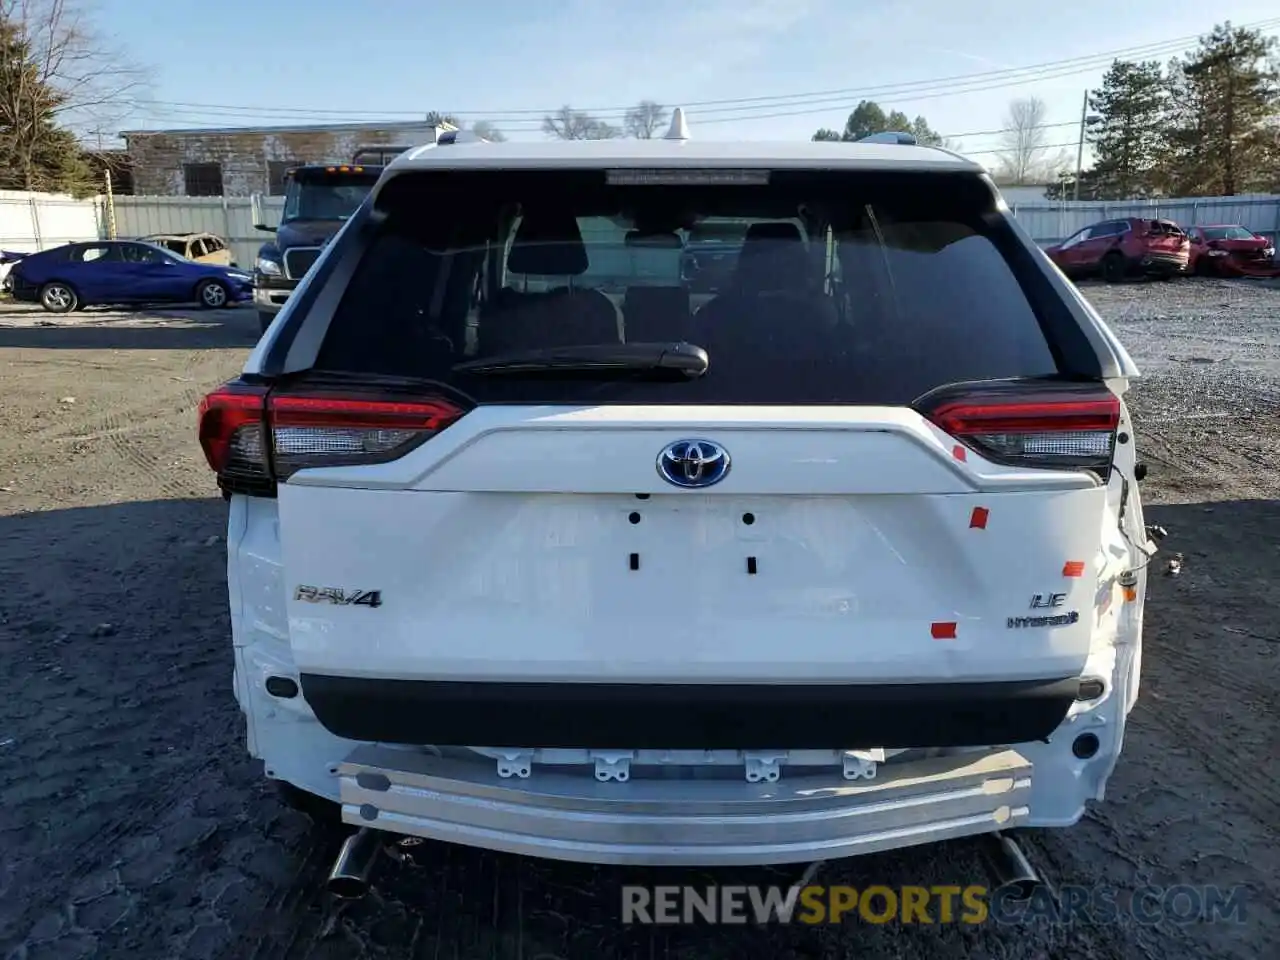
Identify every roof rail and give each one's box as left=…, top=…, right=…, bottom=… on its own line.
left=857, top=131, right=918, bottom=145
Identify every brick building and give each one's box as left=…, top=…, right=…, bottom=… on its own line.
left=84, top=149, right=135, bottom=195
left=118, top=121, right=438, bottom=197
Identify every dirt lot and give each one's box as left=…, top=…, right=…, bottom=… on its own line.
left=0, top=285, right=1277, bottom=960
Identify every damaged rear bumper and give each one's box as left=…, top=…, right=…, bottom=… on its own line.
left=1137, top=252, right=1189, bottom=275
left=336, top=744, right=1033, bottom=866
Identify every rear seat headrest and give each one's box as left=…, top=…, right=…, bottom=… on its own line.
left=734, top=221, right=810, bottom=291
left=507, top=211, right=590, bottom=276
left=741, top=221, right=804, bottom=245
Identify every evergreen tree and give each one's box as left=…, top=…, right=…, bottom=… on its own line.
left=0, top=16, right=95, bottom=196
left=1164, top=22, right=1279, bottom=196
left=1087, top=59, right=1168, bottom=199
left=811, top=100, right=945, bottom=145
left=1043, top=168, right=1105, bottom=201
left=424, top=111, right=461, bottom=129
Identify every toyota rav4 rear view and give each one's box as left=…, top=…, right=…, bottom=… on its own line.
left=199, top=137, right=1151, bottom=872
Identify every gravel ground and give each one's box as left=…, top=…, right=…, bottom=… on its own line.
left=0, top=282, right=1277, bottom=960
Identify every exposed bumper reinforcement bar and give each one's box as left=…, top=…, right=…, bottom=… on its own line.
left=337, top=744, right=1033, bottom=866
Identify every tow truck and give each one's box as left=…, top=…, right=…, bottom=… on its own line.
left=249, top=126, right=457, bottom=334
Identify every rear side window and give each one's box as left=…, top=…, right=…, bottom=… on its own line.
left=313, top=170, right=1066, bottom=405
left=72, top=244, right=116, bottom=263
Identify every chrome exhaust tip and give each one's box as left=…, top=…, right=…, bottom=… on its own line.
left=985, top=831, right=1043, bottom=901
left=326, top=827, right=381, bottom=900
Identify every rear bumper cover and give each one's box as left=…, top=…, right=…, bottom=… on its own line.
left=299, top=675, right=1079, bottom=750
left=338, top=742, right=1032, bottom=866
left=8, top=276, right=39, bottom=301
left=1137, top=251, right=1189, bottom=274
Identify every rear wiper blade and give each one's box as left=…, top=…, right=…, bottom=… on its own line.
left=452, top=342, right=709, bottom=380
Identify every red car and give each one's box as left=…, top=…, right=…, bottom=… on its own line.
left=1045, top=217, right=1189, bottom=282
left=1186, top=224, right=1278, bottom=277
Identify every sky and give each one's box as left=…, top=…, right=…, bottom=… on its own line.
left=92, top=0, right=1280, bottom=171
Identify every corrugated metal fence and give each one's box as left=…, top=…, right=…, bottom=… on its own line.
left=108, top=196, right=286, bottom=268
left=0, top=189, right=104, bottom=253
left=94, top=191, right=1280, bottom=255
left=4, top=188, right=1280, bottom=269
left=1009, top=194, right=1280, bottom=247
left=0, top=191, right=281, bottom=268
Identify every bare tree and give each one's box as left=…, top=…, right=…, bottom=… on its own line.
left=623, top=100, right=667, bottom=138
left=0, top=0, right=145, bottom=193
left=470, top=120, right=506, bottom=142
left=2, top=0, right=144, bottom=131
left=542, top=104, right=620, bottom=140
left=424, top=110, right=461, bottom=128
left=994, top=96, right=1055, bottom=184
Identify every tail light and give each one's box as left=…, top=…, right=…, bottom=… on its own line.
left=198, top=380, right=466, bottom=496
left=916, top=380, right=1121, bottom=477
left=197, top=382, right=273, bottom=496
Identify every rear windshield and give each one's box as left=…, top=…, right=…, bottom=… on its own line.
left=1202, top=226, right=1255, bottom=241
left=314, top=170, right=1064, bottom=405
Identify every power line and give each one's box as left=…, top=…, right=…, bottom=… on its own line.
left=118, top=16, right=1280, bottom=129
left=958, top=139, right=1089, bottom=158
left=126, top=99, right=1084, bottom=145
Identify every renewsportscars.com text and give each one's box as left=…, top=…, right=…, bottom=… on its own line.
left=621, top=884, right=1248, bottom=926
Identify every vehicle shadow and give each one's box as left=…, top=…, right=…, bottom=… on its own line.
left=0, top=495, right=1276, bottom=960
left=0, top=302, right=261, bottom=350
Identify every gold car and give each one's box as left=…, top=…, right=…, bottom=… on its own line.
left=142, top=232, right=236, bottom=267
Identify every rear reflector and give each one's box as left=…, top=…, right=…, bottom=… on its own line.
left=197, top=381, right=466, bottom=495
left=916, top=380, right=1120, bottom=476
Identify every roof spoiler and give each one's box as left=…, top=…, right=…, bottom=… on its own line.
left=857, top=131, right=918, bottom=145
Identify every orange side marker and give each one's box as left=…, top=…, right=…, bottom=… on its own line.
left=1062, top=561, right=1085, bottom=578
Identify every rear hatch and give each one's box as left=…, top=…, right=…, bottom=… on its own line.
left=202, top=167, right=1129, bottom=750
left=1141, top=219, right=1190, bottom=262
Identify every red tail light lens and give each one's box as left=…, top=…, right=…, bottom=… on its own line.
left=916, top=380, right=1121, bottom=477
left=198, top=382, right=272, bottom=495
left=197, top=382, right=465, bottom=495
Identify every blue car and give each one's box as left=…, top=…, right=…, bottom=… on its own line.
left=7, top=239, right=254, bottom=313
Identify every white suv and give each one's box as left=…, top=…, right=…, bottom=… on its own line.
left=199, top=115, right=1151, bottom=880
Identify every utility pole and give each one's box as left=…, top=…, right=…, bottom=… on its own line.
left=1073, top=89, right=1088, bottom=202
left=105, top=168, right=117, bottom=239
